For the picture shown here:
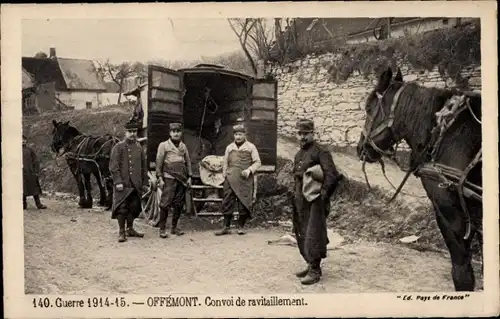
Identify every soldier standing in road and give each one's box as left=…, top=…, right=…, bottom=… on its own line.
left=23, top=135, right=47, bottom=210
left=109, top=120, right=148, bottom=243
left=215, top=121, right=261, bottom=236
left=156, top=122, right=193, bottom=238
left=292, top=119, right=344, bottom=285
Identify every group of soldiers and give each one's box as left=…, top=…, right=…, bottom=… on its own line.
left=108, top=119, right=263, bottom=242
left=106, top=117, right=343, bottom=285
left=23, top=117, right=343, bottom=285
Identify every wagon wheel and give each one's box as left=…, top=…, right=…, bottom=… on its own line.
left=140, top=172, right=162, bottom=226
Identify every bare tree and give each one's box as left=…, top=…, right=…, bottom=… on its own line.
left=96, top=60, right=145, bottom=104
left=228, top=18, right=258, bottom=75
left=227, top=18, right=277, bottom=76
left=270, top=18, right=301, bottom=65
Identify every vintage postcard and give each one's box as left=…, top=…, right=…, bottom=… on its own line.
left=2, top=1, right=499, bottom=318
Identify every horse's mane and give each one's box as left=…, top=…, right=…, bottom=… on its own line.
left=394, top=82, right=454, bottom=147
left=392, top=82, right=481, bottom=152
left=65, top=125, right=81, bottom=137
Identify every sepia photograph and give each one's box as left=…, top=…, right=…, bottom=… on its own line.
left=2, top=2, right=499, bottom=318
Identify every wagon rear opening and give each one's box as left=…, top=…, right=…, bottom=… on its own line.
left=141, top=64, right=278, bottom=218
left=181, top=71, right=249, bottom=177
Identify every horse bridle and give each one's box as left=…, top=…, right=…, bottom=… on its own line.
left=362, top=82, right=407, bottom=159
left=53, top=134, right=81, bottom=159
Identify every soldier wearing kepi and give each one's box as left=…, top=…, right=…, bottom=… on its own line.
left=156, top=122, right=192, bottom=238
left=292, top=119, right=344, bottom=285
left=215, top=121, right=261, bottom=236
left=109, top=120, right=148, bottom=243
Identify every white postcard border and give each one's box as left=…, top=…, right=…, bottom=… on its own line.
left=2, top=1, right=499, bottom=318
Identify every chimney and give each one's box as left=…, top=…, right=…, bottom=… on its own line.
left=49, top=47, right=56, bottom=59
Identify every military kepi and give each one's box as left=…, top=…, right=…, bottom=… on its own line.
left=296, top=119, right=314, bottom=132
left=169, top=122, right=183, bottom=130
left=124, top=119, right=140, bottom=131
left=233, top=123, right=246, bottom=133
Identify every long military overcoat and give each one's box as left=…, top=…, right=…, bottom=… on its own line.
left=292, top=141, right=343, bottom=263
left=109, top=139, right=148, bottom=219
left=23, top=145, right=42, bottom=196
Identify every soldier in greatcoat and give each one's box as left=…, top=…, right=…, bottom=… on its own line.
left=109, top=120, right=148, bottom=242
left=292, top=119, right=344, bottom=285
left=156, top=122, right=193, bottom=238
left=23, top=135, right=47, bottom=210
left=215, top=121, right=261, bottom=236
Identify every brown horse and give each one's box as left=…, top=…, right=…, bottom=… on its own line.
left=357, top=66, right=482, bottom=291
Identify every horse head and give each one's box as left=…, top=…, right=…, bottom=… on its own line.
left=51, top=119, right=80, bottom=155
left=357, top=66, right=404, bottom=163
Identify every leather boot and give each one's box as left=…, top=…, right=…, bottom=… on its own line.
left=159, top=208, right=169, bottom=238
left=159, top=228, right=169, bottom=238
left=301, top=261, right=322, bottom=285
left=127, top=227, right=144, bottom=237
left=171, top=228, right=185, bottom=236
left=237, top=214, right=248, bottom=235
left=295, top=265, right=310, bottom=278
left=117, top=215, right=127, bottom=243
left=171, top=210, right=184, bottom=236
left=34, top=195, right=47, bottom=209
left=214, top=227, right=231, bottom=236
left=126, top=215, right=144, bottom=237
left=215, top=215, right=232, bottom=236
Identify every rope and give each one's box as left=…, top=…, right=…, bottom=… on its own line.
left=377, top=158, right=428, bottom=199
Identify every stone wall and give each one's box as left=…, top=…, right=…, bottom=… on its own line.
left=265, top=53, right=481, bottom=150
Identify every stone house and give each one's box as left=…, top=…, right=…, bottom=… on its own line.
left=22, top=47, right=107, bottom=112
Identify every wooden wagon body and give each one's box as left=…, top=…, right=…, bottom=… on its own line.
left=136, top=63, right=278, bottom=218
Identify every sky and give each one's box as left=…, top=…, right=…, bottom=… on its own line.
left=21, top=18, right=243, bottom=64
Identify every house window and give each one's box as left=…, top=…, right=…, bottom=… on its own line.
left=86, top=102, right=92, bottom=109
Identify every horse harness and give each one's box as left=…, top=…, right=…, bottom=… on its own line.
left=362, top=82, right=482, bottom=240
left=59, top=134, right=120, bottom=187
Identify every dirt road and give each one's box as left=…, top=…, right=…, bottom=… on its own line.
left=24, top=198, right=470, bottom=295
left=24, top=137, right=484, bottom=294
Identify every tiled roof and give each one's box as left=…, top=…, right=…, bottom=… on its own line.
left=21, top=56, right=106, bottom=91
left=22, top=57, right=66, bottom=90
left=57, top=58, right=107, bottom=91
left=22, top=68, right=35, bottom=89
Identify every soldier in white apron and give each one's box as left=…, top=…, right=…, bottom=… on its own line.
left=215, top=122, right=261, bottom=236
